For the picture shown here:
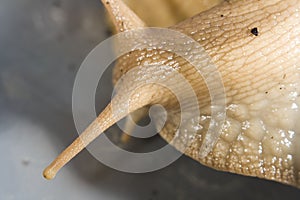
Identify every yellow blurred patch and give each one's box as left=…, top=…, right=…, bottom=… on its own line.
left=123, top=0, right=224, bottom=27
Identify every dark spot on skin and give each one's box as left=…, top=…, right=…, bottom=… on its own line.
left=22, top=159, right=30, bottom=166
left=221, top=14, right=224, bottom=17
left=271, top=136, right=274, bottom=139
left=106, top=1, right=110, bottom=5
left=265, top=91, right=268, bottom=94
left=251, top=27, right=259, bottom=36
left=283, top=74, right=286, bottom=79
left=280, top=87, right=282, bottom=90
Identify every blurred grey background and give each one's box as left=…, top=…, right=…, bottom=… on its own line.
left=0, top=0, right=300, bottom=199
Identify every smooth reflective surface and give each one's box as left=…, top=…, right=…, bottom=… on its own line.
left=0, top=0, right=300, bottom=199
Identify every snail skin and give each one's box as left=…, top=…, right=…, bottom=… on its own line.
left=44, top=0, right=300, bottom=188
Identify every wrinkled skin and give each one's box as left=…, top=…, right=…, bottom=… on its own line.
left=112, top=0, right=300, bottom=187
left=44, top=0, right=300, bottom=188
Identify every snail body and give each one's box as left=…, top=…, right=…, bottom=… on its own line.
left=44, top=0, right=300, bottom=188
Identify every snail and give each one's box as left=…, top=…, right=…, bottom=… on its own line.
left=43, top=0, right=300, bottom=188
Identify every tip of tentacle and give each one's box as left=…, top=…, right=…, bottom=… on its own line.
left=43, top=167, right=56, bottom=180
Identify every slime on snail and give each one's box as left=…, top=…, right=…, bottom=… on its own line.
left=44, top=0, right=300, bottom=188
